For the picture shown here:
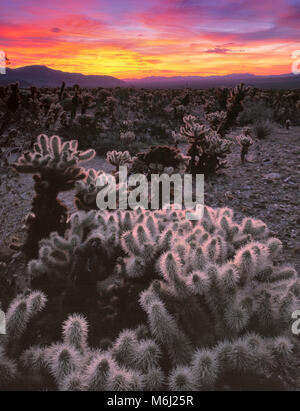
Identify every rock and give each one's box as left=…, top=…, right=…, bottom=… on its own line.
left=263, top=173, right=281, bottom=180
left=243, top=191, right=251, bottom=199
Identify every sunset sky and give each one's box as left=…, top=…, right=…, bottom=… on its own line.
left=1, top=0, right=300, bottom=78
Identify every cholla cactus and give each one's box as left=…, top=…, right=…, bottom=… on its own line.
left=2, top=85, right=300, bottom=161
left=243, top=126, right=252, bottom=137
left=14, top=135, right=95, bottom=176
left=2, top=205, right=300, bottom=390
left=119, top=120, right=134, bottom=133
left=206, top=111, right=227, bottom=130
left=27, top=208, right=168, bottom=336
left=58, top=81, right=66, bottom=101
left=236, top=134, right=253, bottom=163
left=69, top=85, right=81, bottom=120
left=217, top=83, right=250, bottom=137
left=75, top=167, right=105, bottom=210
left=215, top=87, right=230, bottom=110
left=23, top=205, right=300, bottom=390
left=106, top=96, right=118, bottom=124
left=0, top=291, right=47, bottom=390
left=106, top=150, right=132, bottom=170
left=19, top=316, right=163, bottom=391
left=180, top=115, right=232, bottom=174
left=6, top=83, right=20, bottom=114
left=285, top=119, right=291, bottom=130
left=75, top=168, right=128, bottom=211
left=13, top=135, right=95, bottom=260
left=81, top=92, right=92, bottom=115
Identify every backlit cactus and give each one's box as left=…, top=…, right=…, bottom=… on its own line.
left=106, top=150, right=132, bottom=169
left=13, top=135, right=95, bottom=260
left=206, top=111, right=227, bottom=130
left=179, top=115, right=232, bottom=174
left=236, top=134, right=253, bottom=163
left=15, top=205, right=298, bottom=390
left=217, top=82, right=250, bottom=137
left=0, top=291, right=47, bottom=390
left=14, top=134, right=95, bottom=176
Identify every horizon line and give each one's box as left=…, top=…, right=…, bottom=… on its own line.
left=6, top=64, right=295, bottom=80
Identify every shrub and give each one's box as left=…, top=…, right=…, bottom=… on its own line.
left=252, top=120, right=273, bottom=140
left=238, top=101, right=274, bottom=126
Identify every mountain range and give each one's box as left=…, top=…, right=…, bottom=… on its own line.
left=0, top=65, right=125, bottom=88
left=126, top=72, right=300, bottom=89
left=0, top=65, right=300, bottom=89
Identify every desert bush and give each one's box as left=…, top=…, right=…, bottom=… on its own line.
left=252, top=120, right=273, bottom=140
left=238, top=101, right=274, bottom=126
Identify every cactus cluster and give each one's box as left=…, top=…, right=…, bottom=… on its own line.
left=1, top=83, right=300, bottom=158
left=0, top=205, right=293, bottom=390
left=1, top=83, right=300, bottom=391
left=179, top=115, right=232, bottom=174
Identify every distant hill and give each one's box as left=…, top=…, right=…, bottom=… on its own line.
left=125, top=73, right=300, bottom=89
left=1, top=66, right=299, bottom=89
left=0, top=65, right=126, bottom=88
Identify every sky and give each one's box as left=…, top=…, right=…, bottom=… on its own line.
left=1, top=0, right=300, bottom=78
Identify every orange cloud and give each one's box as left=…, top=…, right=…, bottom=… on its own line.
left=1, top=0, right=300, bottom=78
